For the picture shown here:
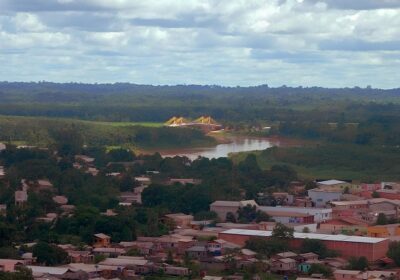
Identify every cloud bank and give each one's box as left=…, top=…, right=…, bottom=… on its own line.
left=0, top=0, right=399, bottom=88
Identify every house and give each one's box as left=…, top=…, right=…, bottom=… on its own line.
left=0, top=259, right=26, bottom=272
left=258, top=222, right=318, bottom=233
left=308, top=188, right=343, bottom=207
left=258, top=206, right=332, bottom=223
left=270, top=258, right=297, bottom=273
left=36, top=212, right=58, bottom=223
left=0, top=166, right=5, bottom=179
left=210, top=200, right=258, bottom=221
left=151, top=234, right=195, bottom=255
left=271, top=192, right=294, bottom=205
left=61, top=204, right=76, bottom=214
left=263, top=210, right=314, bottom=224
left=168, top=178, right=202, bottom=185
left=0, top=204, right=6, bottom=216
left=68, top=262, right=124, bottom=278
left=210, top=239, right=240, bottom=255
left=21, top=252, right=35, bottom=264
left=15, top=190, right=28, bottom=206
left=67, top=250, right=94, bottom=263
left=93, top=233, right=111, bottom=248
left=135, top=176, right=152, bottom=185
left=52, top=195, right=68, bottom=205
left=120, top=241, right=155, bottom=255
left=165, top=213, right=194, bottom=228
left=331, top=198, right=400, bottom=224
left=163, top=265, right=190, bottom=276
left=203, top=276, right=224, bottom=280
left=298, top=252, right=319, bottom=262
left=298, top=260, right=323, bottom=274
left=99, top=256, right=152, bottom=274
left=75, top=155, right=95, bottom=165
left=276, top=251, right=298, bottom=259
left=186, top=245, right=209, bottom=260
left=317, top=180, right=351, bottom=189
left=241, top=248, right=257, bottom=259
left=367, top=223, right=400, bottom=238
left=333, top=270, right=399, bottom=280
left=319, top=218, right=368, bottom=234
left=101, top=209, right=117, bottom=217
left=93, top=247, right=126, bottom=257
left=37, top=179, right=54, bottom=191
left=27, top=266, right=86, bottom=279
left=86, top=167, right=99, bottom=176
left=119, top=192, right=141, bottom=205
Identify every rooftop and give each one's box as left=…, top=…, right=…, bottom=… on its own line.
left=220, top=229, right=387, bottom=244
left=264, top=210, right=311, bottom=218
left=317, top=180, right=348, bottom=186
left=210, top=201, right=240, bottom=207
left=94, top=233, right=110, bottom=239
left=308, top=188, right=343, bottom=193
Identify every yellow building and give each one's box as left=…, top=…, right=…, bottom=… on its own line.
left=367, top=224, right=400, bottom=238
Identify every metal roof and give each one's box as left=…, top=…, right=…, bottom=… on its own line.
left=220, top=229, right=387, bottom=244
left=318, top=180, right=347, bottom=185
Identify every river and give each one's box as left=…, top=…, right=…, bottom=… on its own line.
left=157, top=136, right=294, bottom=160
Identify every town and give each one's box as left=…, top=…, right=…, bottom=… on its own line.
left=1, top=141, right=400, bottom=280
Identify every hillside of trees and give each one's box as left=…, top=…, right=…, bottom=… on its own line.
left=0, top=82, right=399, bottom=124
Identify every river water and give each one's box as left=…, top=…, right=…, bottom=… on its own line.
left=158, top=136, right=287, bottom=160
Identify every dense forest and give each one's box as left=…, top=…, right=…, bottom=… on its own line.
left=0, top=82, right=399, bottom=124
left=0, top=82, right=399, bottom=181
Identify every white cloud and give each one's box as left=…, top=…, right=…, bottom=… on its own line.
left=14, top=12, right=46, bottom=32
left=0, top=0, right=399, bottom=88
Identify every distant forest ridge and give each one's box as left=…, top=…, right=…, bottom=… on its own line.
left=0, top=81, right=399, bottom=123
left=0, top=81, right=399, bottom=95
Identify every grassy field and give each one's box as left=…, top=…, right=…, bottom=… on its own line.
left=0, top=115, right=215, bottom=150
left=0, top=115, right=164, bottom=128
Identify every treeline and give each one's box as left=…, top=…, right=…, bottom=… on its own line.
left=276, top=113, right=400, bottom=146
left=0, top=82, right=399, bottom=124
left=0, top=116, right=215, bottom=149
left=255, top=144, right=400, bottom=181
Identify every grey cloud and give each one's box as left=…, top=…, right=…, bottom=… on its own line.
left=130, top=16, right=220, bottom=29
left=319, top=39, right=400, bottom=51
left=251, top=49, right=328, bottom=64
left=39, top=12, right=119, bottom=32
left=304, top=0, right=400, bottom=10
left=0, top=0, right=108, bottom=12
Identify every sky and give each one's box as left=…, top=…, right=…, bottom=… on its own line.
left=0, top=0, right=399, bottom=88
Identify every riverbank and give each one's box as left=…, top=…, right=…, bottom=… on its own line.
left=139, top=133, right=308, bottom=160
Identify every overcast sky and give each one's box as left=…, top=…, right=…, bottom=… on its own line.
left=0, top=0, right=399, bottom=88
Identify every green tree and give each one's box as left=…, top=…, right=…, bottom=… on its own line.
left=272, top=222, right=294, bottom=239
left=226, top=212, right=237, bottom=223
left=245, top=237, right=286, bottom=257
left=376, top=213, right=388, bottom=225
left=0, top=267, right=34, bottom=280
left=309, top=263, right=333, bottom=277
left=387, top=241, right=400, bottom=266
left=347, top=256, right=369, bottom=270
left=372, top=191, right=380, bottom=198
left=32, top=242, right=68, bottom=266
left=301, top=239, right=329, bottom=258
left=166, top=250, right=174, bottom=264
left=237, top=205, right=258, bottom=223
left=302, top=227, right=310, bottom=233
left=50, top=126, right=83, bottom=156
